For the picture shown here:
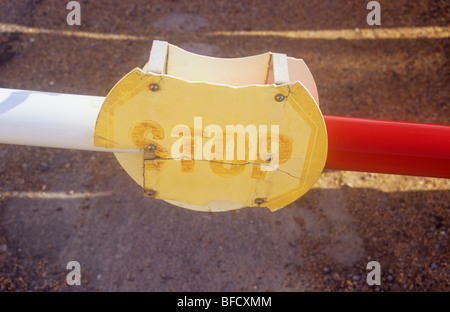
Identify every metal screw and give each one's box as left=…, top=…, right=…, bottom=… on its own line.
left=254, top=198, right=265, bottom=205
left=149, top=83, right=159, bottom=92
left=275, top=94, right=285, bottom=102
left=265, top=155, right=273, bottom=162
left=144, top=144, right=158, bottom=160
left=147, top=143, right=157, bottom=150
left=145, top=189, right=156, bottom=197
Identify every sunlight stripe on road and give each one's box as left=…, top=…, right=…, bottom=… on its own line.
left=1, top=23, right=448, bottom=41
left=209, top=26, right=450, bottom=40
left=0, top=191, right=112, bottom=199
left=0, top=22, right=148, bottom=41
left=313, top=171, right=450, bottom=191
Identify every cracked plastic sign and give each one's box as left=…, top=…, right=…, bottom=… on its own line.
left=94, top=61, right=327, bottom=212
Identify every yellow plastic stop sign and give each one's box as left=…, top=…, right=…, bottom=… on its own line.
left=94, top=43, right=327, bottom=211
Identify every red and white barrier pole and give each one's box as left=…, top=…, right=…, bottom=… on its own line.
left=0, top=88, right=449, bottom=179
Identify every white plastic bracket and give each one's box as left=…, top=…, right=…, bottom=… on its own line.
left=148, top=40, right=168, bottom=75
left=272, top=53, right=290, bottom=85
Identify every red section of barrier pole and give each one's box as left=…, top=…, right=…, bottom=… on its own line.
left=324, top=116, right=450, bottom=178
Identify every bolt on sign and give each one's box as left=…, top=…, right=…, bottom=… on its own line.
left=94, top=41, right=327, bottom=212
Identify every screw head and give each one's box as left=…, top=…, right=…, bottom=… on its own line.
left=149, top=83, right=159, bottom=92
left=254, top=198, right=265, bottom=205
left=275, top=94, right=285, bottom=102
left=265, top=155, right=273, bottom=162
left=147, top=143, right=157, bottom=150
left=145, top=189, right=156, bottom=197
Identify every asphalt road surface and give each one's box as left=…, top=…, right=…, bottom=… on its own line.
left=0, top=0, right=449, bottom=291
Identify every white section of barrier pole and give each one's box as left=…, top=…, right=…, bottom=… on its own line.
left=0, top=88, right=140, bottom=153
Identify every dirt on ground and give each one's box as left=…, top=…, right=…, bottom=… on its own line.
left=0, top=0, right=449, bottom=292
